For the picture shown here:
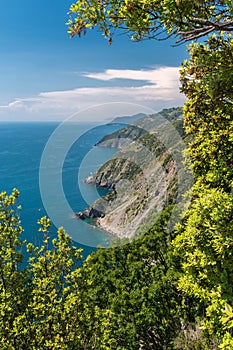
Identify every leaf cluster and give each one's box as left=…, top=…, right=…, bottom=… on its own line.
left=180, top=35, right=233, bottom=192
left=67, top=0, right=233, bottom=43
left=0, top=192, right=188, bottom=349
left=172, top=34, right=233, bottom=348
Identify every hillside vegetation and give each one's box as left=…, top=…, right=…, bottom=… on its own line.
left=0, top=1, right=232, bottom=348
left=82, top=107, right=191, bottom=239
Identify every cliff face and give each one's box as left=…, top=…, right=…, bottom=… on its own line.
left=80, top=107, right=192, bottom=240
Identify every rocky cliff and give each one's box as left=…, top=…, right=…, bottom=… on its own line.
left=79, top=107, right=192, bottom=240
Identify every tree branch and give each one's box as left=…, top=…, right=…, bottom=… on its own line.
left=176, top=18, right=233, bottom=43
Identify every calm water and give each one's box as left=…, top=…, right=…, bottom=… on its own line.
left=0, top=122, right=122, bottom=257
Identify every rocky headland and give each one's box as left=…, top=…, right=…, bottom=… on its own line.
left=77, top=107, right=192, bottom=240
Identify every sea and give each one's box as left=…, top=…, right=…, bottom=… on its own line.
left=0, top=121, right=123, bottom=258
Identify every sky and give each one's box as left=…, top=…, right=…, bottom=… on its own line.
left=0, top=0, right=189, bottom=122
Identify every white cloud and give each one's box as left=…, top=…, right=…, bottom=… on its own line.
left=84, top=67, right=180, bottom=88
left=0, top=67, right=185, bottom=121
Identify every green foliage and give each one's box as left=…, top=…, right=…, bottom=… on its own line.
left=25, top=227, right=84, bottom=350
left=172, top=32, right=233, bottom=348
left=0, top=189, right=27, bottom=350
left=0, top=192, right=185, bottom=349
left=0, top=189, right=93, bottom=349
left=80, top=205, right=183, bottom=349
left=174, top=187, right=233, bottom=345
left=180, top=35, right=233, bottom=192
left=67, top=0, right=233, bottom=42
left=174, top=188, right=233, bottom=297
left=0, top=2, right=231, bottom=347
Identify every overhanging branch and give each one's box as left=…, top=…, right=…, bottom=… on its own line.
left=177, top=18, right=233, bottom=43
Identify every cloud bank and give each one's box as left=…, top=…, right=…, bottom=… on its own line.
left=0, top=67, right=185, bottom=121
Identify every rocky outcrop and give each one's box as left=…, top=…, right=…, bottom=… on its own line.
left=75, top=207, right=105, bottom=220
left=85, top=171, right=117, bottom=190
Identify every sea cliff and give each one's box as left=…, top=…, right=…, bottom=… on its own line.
left=78, top=107, right=191, bottom=239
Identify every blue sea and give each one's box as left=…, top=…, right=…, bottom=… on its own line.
left=0, top=122, right=122, bottom=257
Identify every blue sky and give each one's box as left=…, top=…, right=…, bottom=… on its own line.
left=0, top=0, right=188, bottom=122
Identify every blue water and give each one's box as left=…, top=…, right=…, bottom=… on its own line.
left=0, top=122, right=122, bottom=257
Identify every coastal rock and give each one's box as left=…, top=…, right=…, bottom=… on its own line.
left=80, top=107, right=192, bottom=240
left=75, top=207, right=105, bottom=221
left=88, top=207, right=105, bottom=219
left=74, top=212, right=87, bottom=220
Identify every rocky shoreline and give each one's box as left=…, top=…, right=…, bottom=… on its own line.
left=74, top=107, right=190, bottom=239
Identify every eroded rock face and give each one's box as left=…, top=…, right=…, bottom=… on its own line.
left=93, top=157, right=178, bottom=239
left=76, top=108, right=192, bottom=239
left=85, top=171, right=116, bottom=190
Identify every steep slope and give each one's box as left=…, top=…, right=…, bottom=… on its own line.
left=79, top=107, right=192, bottom=240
